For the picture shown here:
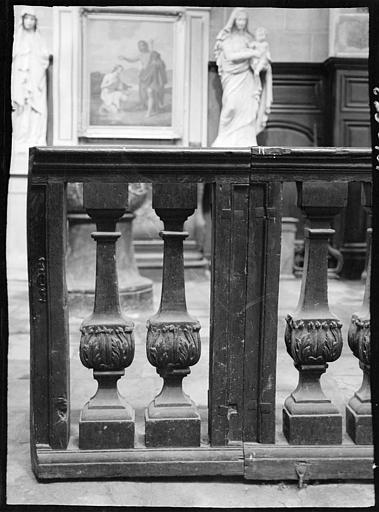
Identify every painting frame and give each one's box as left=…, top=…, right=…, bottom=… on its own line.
left=79, top=7, right=185, bottom=139
left=329, top=9, right=369, bottom=58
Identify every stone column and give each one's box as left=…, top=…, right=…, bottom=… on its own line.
left=283, top=181, right=347, bottom=445
left=79, top=183, right=135, bottom=450
left=145, top=183, right=201, bottom=447
left=346, top=182, right=372, bottom=444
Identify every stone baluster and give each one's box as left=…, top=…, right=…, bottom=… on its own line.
left=79, top=183, right=135, bottom=450
left=283, top=181, right=347, bottom=444
left=145, top=183, right=201, bottom=447
left=346, top=182, right=372, bottom=444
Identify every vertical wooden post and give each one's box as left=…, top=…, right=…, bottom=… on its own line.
left=346, top=182, right=372, bottom=444
left=145, top=183, right=201, bottom=448
left=29, top=181, right=70, bottom=454
left=209, top=182, right=249, bottom=446
left=79, top=183, right=135, bottom=450
left=29, top=184, right=50, bottom=452
left=283, top=181, right=347, bottom=445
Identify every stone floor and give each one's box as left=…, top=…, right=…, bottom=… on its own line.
left=7, top=274, right=375, bottom=507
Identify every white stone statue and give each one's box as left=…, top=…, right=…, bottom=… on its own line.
left=212, top=8, right=273, bottom=147
left=11, top=7, right=49, bottom=149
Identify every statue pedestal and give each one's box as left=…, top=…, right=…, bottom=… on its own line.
left=67, top=212, right=153, bottom=313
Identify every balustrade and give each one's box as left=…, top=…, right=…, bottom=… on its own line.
left=27, top=146, right=373, bottom=482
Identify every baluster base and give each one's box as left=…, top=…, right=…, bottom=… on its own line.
left=283, top=406, right=342, bottom=445
left=283, top=365, right=342, bottom=445
left=346, top=397, right=372, bottom=444
left=79, top=371, right=135, bottom=450
left=145, top=368, right=200, bottom=447
left=145, top=412, right=201, bottom=448
left=346, top=397, right=372, bottom=445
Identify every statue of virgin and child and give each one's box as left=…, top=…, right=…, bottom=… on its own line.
left=212, top=8, right=273, bottom=147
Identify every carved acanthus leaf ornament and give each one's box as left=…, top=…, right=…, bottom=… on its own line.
left=146, top=321, right=201, bottom=369
left=80, top=323, right=135, bottom=371
left=285, top=315, right=343, bottom=365
left=348, top=314, right=370, bottom=366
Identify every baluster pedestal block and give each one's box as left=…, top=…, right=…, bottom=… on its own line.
left=283, top=182, right=347, bottom=445
left=79, top=369, right=135, bottom=450
left=145, top=184, right=201, bottom=448
left=346, top=183, right=372, bottom=444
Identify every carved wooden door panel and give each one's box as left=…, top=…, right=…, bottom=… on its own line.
left=209, top=180, right=282, bottom=445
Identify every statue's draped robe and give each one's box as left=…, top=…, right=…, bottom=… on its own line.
left=11, top=26, right=49, bottom=147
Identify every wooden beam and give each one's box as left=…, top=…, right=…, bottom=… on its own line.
left=35, top=446, right=244, bottom=479
left=29, top=147, right=372, bottom=184
left=244, top=444, right=373, bottom=481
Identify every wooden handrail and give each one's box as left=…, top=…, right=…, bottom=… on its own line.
left=29, top=146, right=372, bottom=183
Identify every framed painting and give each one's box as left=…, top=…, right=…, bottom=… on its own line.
left=79, top=7, right=185, bottom=139
left=329, top=8, right=369, bottom=58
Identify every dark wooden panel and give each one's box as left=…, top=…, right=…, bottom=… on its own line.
left=243, top=183, right=281, bottom=444
left=258, top=183, right=281, bottom=443
left=227, top=185, right=249, bottom=443
left=343, top=120, right=371, bottom=146
left=209, top=183, right=249, bottom=445
left=272, top=78, right=322, bottom=110
left=262, top=126, right=314, bottom=147
left=46, top=183, right=70, bottom=449
left=243, top=184, right=265, bottom=443
left=342, top=75, right=369, bottom=111
left=209, top=182, right=232, bottom=446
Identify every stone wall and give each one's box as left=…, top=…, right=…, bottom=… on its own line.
left=209, top=7, right=329, bottom=63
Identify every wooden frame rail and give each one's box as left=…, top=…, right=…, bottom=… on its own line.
left=28, top=146, right=373, bottom=482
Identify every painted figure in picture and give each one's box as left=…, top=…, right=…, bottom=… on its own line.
left=99, top=64, right=131, bottom=115
left=119, top=40, right=167, bottom=118
left=11, top=7, right=50, bottom=147
left=212, top=8, right=273, bottom=147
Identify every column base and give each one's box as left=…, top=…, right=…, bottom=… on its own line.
left=79, top=371, right=135, bottom=450
left=79, top=403, right=135, bottom=450
left=69, top=281, right=153, bottom=313
left=346, top=402, right=372, bottom=445
left=145, top=404, right=201, bottom=448
left=283, top=405, right=342, bottom=445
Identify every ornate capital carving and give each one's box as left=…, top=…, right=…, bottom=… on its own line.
left=348, top=313, right=370, bottom=367
left=285, top=315, right=343, bottom=366
left=146, top=321, right=201, bottom=370
left=80, top=323, right=135, bottom=371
